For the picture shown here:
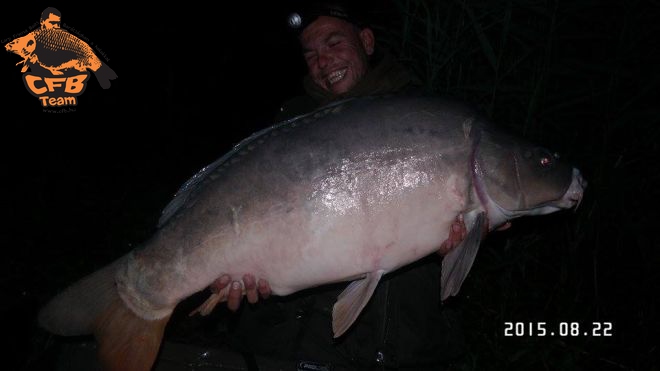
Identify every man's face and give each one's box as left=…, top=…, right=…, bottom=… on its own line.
left=41, top=13, right=61, bottom=29
left=300, top=16, right=375, bottom=95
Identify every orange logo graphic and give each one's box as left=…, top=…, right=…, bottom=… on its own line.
left=4, top=7, right=117, bottom=110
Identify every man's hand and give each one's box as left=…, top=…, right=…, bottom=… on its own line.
left=438, top=215, right=467, bottom=256
left=209, top=274, right=272, bottom=312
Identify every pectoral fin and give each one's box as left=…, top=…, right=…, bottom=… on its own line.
left=332, top=270, right=384, bottom=338
left=441, top=212, right=486, bottom=300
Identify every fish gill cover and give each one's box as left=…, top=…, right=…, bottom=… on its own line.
left=3, top=6, right=117, bottom=112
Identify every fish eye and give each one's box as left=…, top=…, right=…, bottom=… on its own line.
left=540, top=156, right=552, bottom=167
left=536, top=148, right=555, bottom=168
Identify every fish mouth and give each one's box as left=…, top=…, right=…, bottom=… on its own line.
left=556, top=168, right=587, bottom=210
left=497, top=168, right=587, bottom=218
left=532, top=168, right=586, bottom=215
left=327, top=68, right=348, bottom=85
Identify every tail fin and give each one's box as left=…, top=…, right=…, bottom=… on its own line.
left=37, top=257, right=171, bottom=371
left=96, top=297, right=170, bottom=371
left=94, top=63, right=118, bottom=89
left=38, top=258, right=125, bottom=335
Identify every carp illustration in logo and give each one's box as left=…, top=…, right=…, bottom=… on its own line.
left=5, top=7, right=117, bottom=108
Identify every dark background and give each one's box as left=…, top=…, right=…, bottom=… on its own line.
left=1, top=1, right=658, bottom=370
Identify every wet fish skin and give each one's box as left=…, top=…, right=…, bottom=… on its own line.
left=37, top=94, right=585, bottom=371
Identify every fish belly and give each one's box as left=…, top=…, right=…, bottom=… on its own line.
left=117, top=176, right=466, bottom=320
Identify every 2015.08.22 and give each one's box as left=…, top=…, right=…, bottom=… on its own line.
left=504, top=322, right=613, bottom=337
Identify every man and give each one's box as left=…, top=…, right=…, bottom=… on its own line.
left=40, top=7, right=62, bottom=29
left=276, top=2, right=423, bottom=119
left=215, top=3, right=467, bottom=370
left=213, top=0, right=424, bottom=312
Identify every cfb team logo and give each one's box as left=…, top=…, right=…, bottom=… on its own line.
left=4, top=7, right=117, bottom=111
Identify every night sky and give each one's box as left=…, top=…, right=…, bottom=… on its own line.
left=2, top=1, right=658, bottom=370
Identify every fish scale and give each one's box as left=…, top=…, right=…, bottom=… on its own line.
left=5, top=28, right=117, bottom=88
left=32, top=29, right=98, bottom=68
left=37, top=29, right=86, bottom=52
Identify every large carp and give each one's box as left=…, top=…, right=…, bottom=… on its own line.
left=38, top=94, right=586, bottom=371
left=5, top=28, right=117, bottom=88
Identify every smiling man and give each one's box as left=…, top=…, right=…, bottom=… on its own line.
left=275, top=1, right=422, bottom=119
left=301, top=15, right=374, bottom=95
